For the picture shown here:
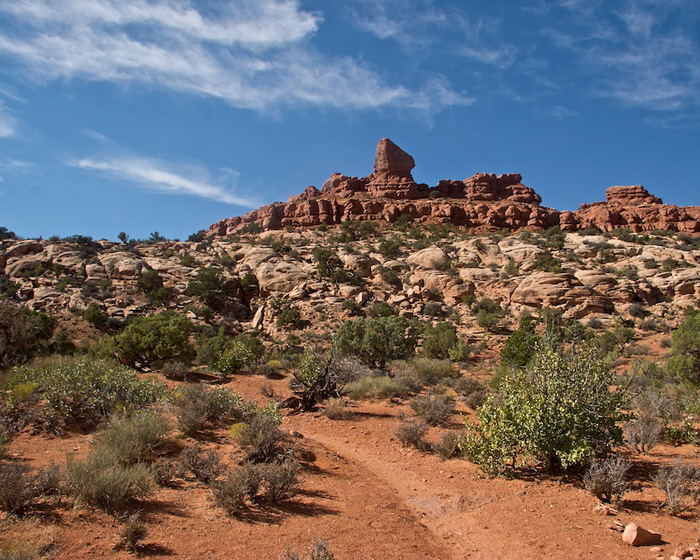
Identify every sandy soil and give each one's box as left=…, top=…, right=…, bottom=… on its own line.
left=3, top=371, right=699, bottom=560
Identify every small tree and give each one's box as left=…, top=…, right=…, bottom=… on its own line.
left=113, top=311, right=194, bottom=368
left=462, top=344, right=627, bottom=474
left=334, top=315, right=419, bottom=368
left=185, top=267, right=237, bottom=310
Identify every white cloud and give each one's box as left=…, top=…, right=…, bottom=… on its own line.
left=71, top=155, right=257, bottom=207
left=351, top=0, right=517, bottom=68
left=0, top=101, right=16, bottom=137
left=543, top=0, right=700, bottom=115
left=0, top=0, right=467, bottom=112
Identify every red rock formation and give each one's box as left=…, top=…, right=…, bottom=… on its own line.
left=208, top=139, right=700, bottom=237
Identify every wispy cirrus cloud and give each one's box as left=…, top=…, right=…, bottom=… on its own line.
left=350, top=0, right=517, bottom=69
left=541, top=0, right=700, bottom=117
left=0, top=0, right=468, bottom=113
left=0, top=101, right=16, bottom=137
left=70, top=154, right=257, bottom=207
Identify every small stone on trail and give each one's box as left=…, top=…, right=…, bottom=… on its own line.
left=622, top=523, right=662, bottom=547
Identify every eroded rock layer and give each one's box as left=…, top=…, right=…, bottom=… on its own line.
left=209, top=139, right=700, bottom=236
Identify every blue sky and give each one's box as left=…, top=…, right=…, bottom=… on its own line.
left=0, top=0, right=699, bottom=240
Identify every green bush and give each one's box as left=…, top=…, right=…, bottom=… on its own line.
left=216, top=340, right=256, bottom=375
left=136, top=270, right=175, bottom=306
left=276, top=306, right=303, bottom=329
left=260, top=459, right=302, bottom=502
left=10, top=357, right=163, bottom=429
left=83, top=303, right=108, bottom=329
left=334, top=315, right=419, bottom=368
left=0, top=303, right=56, bottom=368
left=500, top=315, right=540, bottom=369
left=422, top=322, right=457, bottom=359
left=230, top=413, right=286, bottom=462
left=113, top=311, right=194, bottom=368
left=378, top=237, right=402, bottom=258
left=410, top=393, right=454, bottom=426
left=476, top=309, right=498, bottom=331
left=291, top=350, right=343, bottom=409
left=346, top=375, right=408, bottom=400
left=185, top=267, right=237, bottom=310
left=668, top=309, right=700, bottom=382
left=313, top=248, right=355, bottom=284
left=533, top=252, right=563, bottom=273
left=462, top=345, right=626, bottom=474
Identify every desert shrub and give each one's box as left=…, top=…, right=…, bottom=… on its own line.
left=435, top=431, right=461, bottom=460
left=66, top=455, right=152, bottom=511
left=118, top=513, right=147, bottom=552
left=504, top=258, right=519, bottom=276
left=83, top=303, right=108, bottom=330
left=472, top=297, right=501, bottom=315
left=152, top=458, right=178, bottom=487
left=500, top=315, right=540, bottom=369
left=185, top=267, right=237, bottom=310
left=136, top=270, right=174, bottom=307
left=171, top=384, right=242, bottom=436
left=543, top=226, right=566, bottom=249
left=0, top=463, right=41, bottom=515
left=584, top=455, right=630, bottom=506
left=230, top=413, right=286, bottom=463
left=627, top=303, right=646, bottom=318
left=216, top=340, right=256, bottom=375
left=422, top=322, right=457, bottom=359
left=394, top=420, right=430, bottom=451
left=624, top=413, right=663, bottom=454
left=342, top=299, right=363, bottom=316
left=211, top=463, right=261, bottom=515
left=533, top=252, right=563, bottom=273
left=667, top=309, right=700, bottom=382
left=476, top=309, right=498, bottom=331
left=322, top=398, right=351, bottom=420
left=10, top=357, right=163, bottom=430
left=280, top=538, right=336, bottom=560
left=450, top=377, right=487, bottom=407
left=260, top=459, right=302, bottom=502
left=408, top=358, right=454, bottom=386
left=0, top=275, right=19, bottom=299
left=312, top=248, right=356, bottom=284
left=0, top=303, right=56, bottom=368
left=448, top=340, right=471, bottom=362
left=334, top=315, right=419, bottom=368
left=291, top=351, right=344, bottom=410
left=346, top=375, right=408, bottom=400
left=654, top=460, right=700, bottom=515
left=378, top=266, right=401, bottom=287
left=410, top=394, right=454, bottom=426
left=161, top=360, right=188, bottom=381
left=462, top=345, right=626, bottom=474
left=276, top=306, right=304, bottom=329
left=378, top=237, right=402, bottom=258
left=92, top=410, right=170, bottom=465
left=179, top=445, right=222, bottom=483
left=365, top=301, right=397, bottom=318
left=113, top=311, right=194, bottom=369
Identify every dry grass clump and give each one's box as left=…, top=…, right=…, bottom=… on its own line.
left=322, top=398, right=351, bottom=420
left=345, top=375, right=409, bottom=400
left=409, top=393, right=454, bottom=426
left=624, top=413, right=663, bottom=454
left=117, top=513, right=148, bottom=552
left=280, top=538, right=335, bottom=560
left=179, top=445, right=222, bottom=484
left=655, top=460, right=700, bottom=515
left=0, top=517, right=55, bottom=559
left=394, top=420, right=430, bottom=452
left=583, top=455, right=630, bottom=506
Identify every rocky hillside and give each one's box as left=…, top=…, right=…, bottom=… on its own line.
left=2, top=225, right=699, bottom=349
left=209, top=138, right=700, bottom=236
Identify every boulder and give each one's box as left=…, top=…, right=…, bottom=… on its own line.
left=621, top=523, right=662, bottom=547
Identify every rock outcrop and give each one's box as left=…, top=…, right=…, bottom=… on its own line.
left=208, top=139, right=699, bottom=237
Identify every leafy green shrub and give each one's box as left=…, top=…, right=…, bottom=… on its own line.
left=422, top=302, right=444, bottom=318
left=291, top=351, right=344, bottom=409
left=667, top=309, right=700, bottom=382
left=113, top=311, right=194, bottom=368
left=276, top=307, right=303, bottom=329
left=185, top=267, right=237, bottom=310
left=406, top=357, right=454, bottom=386
left=410, top=393, right=454, bottom=426
left=136, top=270, right=175, bottom=306
left=66, top=454, right=152, bottom=511
left=342, top=299, right=363, bottom=316
left=313, top=248, right=355, bottom=284
left=500, top=315, right=540, bottom=369
left=476, top=309, right=498, bottom=331
left=10, top=357, right=163, bottom=430
left=334, top=316, right=419, bottom=368
left=378, top=266, right=401, bottom=287
left=462, top=345, right=626, bottom=474
left=0, top=303, right=56, bottom=368
left=378, top=237, right=402, bottom=258
left=422, top=322, right=457, bottom=359
left=584, top=455, right=630, bottom=506
left=83, top=303, right=108, bottom=329
left=366, top=301, right=397, bottom=317
left=0, top=275, right=19, bottom=299
left=216, top=340, right=256, bottom=375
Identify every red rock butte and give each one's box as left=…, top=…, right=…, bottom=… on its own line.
left=209, top=138, right=700, bottom=236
